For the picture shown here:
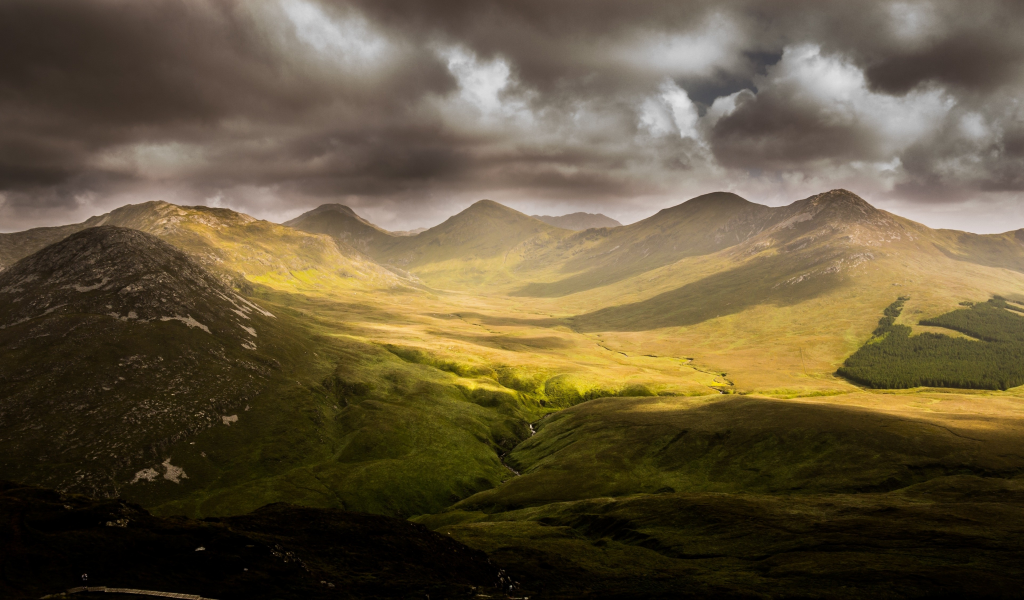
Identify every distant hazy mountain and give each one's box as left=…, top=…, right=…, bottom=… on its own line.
left=532, top=212, right=622, bottom=230
left=391, top=227, right=428, bottom=236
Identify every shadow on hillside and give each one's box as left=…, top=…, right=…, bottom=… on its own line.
left=427, top=330, right=576, bottom=351
left=572, top=253, right=846, bottom=332
left=457, top=394, right=1024, bottom=514
left=511, top=259, right=675, bottom=298
left=443, top=312, right=568, bottom=329
left=934, top=235, right=1024, bottom=275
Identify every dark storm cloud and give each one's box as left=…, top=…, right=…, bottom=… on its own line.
left=0, top=0, right=1022, bottom=232
left=864, top=33, right=1024, bottom=95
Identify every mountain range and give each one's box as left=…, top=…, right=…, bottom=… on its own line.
left=3, top=189, right=1024, bottom=598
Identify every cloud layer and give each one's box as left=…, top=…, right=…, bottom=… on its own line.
left=1, top=0, right=1022, bottom=232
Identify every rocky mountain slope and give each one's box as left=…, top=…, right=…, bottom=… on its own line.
left=0, top=224, right=560, bottom=523
left=532, top=212, right=622, bottom=230
left=0, top=227, right=280, bottom=498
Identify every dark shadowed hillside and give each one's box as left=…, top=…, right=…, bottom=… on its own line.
left=0, top=227, right=280, bottom=498
left=0, top=480, right=507, bottom=600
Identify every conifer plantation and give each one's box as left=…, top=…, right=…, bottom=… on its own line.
left=840, top=297, right=1024, bottom=390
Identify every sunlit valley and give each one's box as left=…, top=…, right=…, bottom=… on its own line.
left=4, top=190, right=1024, bottom=598
left=4, top=1, right=1024, bottom=598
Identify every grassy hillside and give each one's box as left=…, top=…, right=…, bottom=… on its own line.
left=415, top=392, right=1024, bottom=597
left=450, top=393, right=1024, bottom=510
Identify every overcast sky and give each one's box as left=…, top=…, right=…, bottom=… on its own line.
left=2, top=0, right=1023, bottom=233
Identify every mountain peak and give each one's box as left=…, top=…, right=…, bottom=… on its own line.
left=464, top=199, right=522, bottom=215
left=654, top=191, right=756, bottom=220
left=305, top=203, right=359, bottom=217
left=533, top=212, right=622, bottom=230
left=449, top=199, right=546, bottom=226
left=0, top=226, right=271, bottom=339
left=283, top=203, right=392, bottom=252
left=808, top=189, right=876, bottom=209
left=788, top=189, right=886, bottom=225
left=684, top=192, right=757, bottom=208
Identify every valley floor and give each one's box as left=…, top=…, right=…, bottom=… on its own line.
left=160, top=284, right=1024, bottom=598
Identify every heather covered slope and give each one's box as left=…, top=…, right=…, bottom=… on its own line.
left=416, top=392, right=1024, bottom=598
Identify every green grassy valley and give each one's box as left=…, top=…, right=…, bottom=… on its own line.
left=4, top=189, right=1024, bottom=598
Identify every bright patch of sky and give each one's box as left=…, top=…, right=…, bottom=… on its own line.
left=440, top=46, right=512, bottom=114
left=280, top=0, right=388, bottom=65
left=618, top=13, right=744, bottom=78
left=639, top=80, right=701, bottom=139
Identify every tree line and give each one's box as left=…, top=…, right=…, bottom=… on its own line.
left=838, top=297, right=1024, bottom=390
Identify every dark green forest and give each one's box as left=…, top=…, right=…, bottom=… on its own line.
left=838, top=297, right=1024, bottom=390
